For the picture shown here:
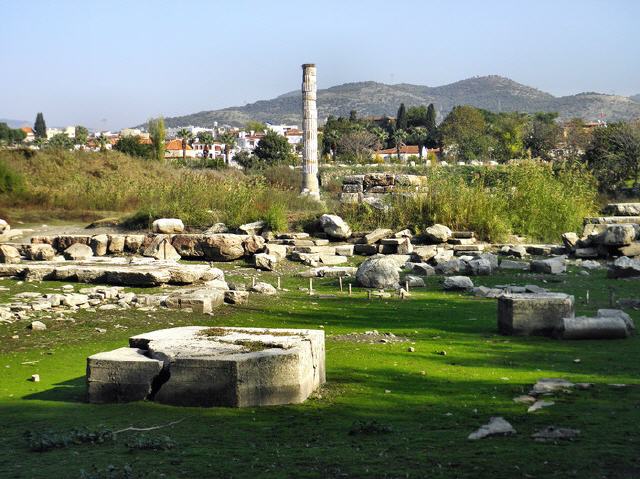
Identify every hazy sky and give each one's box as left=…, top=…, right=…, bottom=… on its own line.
left=2, top=0, right=638, bottom=130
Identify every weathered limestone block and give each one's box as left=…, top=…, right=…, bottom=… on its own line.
left=143, top=236, right=181, bottom=261
left=603, top=203, right=640, bottom=216
left=404, top=274, right=425, bottom=287
left=424, top=224, right=452, bottom=244
left=411, top=263, right=435, bottom=276
left=239, top=220, right=266, bottom=236
left=339, top=192, right=362, bottom=204
left=499, top=259, right=530, bottom=270
left=24, top=244, right=56, bottom=261
left=342, top=183, right=363, bottom=193
left=618, top=243, right=640, bottom=257
left=64, top=243, right=94, bottom=261
left=435, top=258, right=465, bottom=275
left=254, top=253, right=277, bottom=271
left=90, top=234, right=109, bottom=256
left=607, top=256, right=640, bottom=279
left=595, top=224, right=636, bottom=246
left=124, top=235, right=145, bottom=253
left=224, top=290, right=249, bottom=304
left=55, top=235, right=91, bottom=251
left=0, top=219, right=9, bottom=234
left=530, top=257, right=566, bottom=275
left=0, top=244, right=21, bottom=264
left=562, top=232, right=579, bottom=249
left=443, top=276, right=474, bottom=291
left=356, top=256, right=400, bottom=289
left=105, top=326, right=325, bottom=408
left=335, top=244, right=354, bottom=257
left=319, top=214, right=352, bottom=240
left=343, top=175, right=364, bottom=185
left=498, top=293, right=575, bottom=336
left=165, top=288, right=225, bottom=314
left=467, top=258, right=492, bottom=276
left=152, top=218, right=184, bottom=234
left=362, top=228, right=393, bottom=245
left=87, top=347, right=163, bottom=403
left=266, top=244, right=288, bottom=260
left=411, top=245, right=438, bottom=262
left=103, top=268, right=172, bottom=287
left=354, top=244, right=378, bottom=256
left=250, top=282, right=278, bottom=295
left=430, top=248, right=454, bottom=265
left=363, top=173, right=394, bottom=189
left=107, top=235, right=125, bottom=254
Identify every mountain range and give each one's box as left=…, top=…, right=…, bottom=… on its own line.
left=158, top=75, right=640, bottom=128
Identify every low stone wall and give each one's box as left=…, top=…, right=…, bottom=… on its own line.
left=339, top=173, right=427, bottom=205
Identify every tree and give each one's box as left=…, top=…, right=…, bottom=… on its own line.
left=408, top=126, right=428, bottom=160
left=95, top=135, right=109, bottom=152
left=114, top=135, right=152, bottom=158
left=396, top=103, right=408, bottom=131
left=176, top=128, right=193, bottom=162
left=426, top=104, right=438, bottom=147
left=74, top=126, right=89, bottom=145
left=336, top=130, right=380, bottom=163
left=197, top=131, right=214, bottom=145
left=148, top=117, right=166, bottom=161
left=407, top=106, right=428, bottom=128
left=563, top=118, right=592, bottom=160
left=488, top=112, right=529, bottom=162
left=0, top=123, right=26, bottom=145
left=439, top=105, right=489, bottom=161
left=525, top=112, right=561, bottom=159
left=34, top=113, right=47, bottom=139
left=233, top=150, right=261, bottom=170
left=46, top=133, right=74, bottom=150
left=392, top=128, right=408, bottom=161
left=254, top=130, right=296, bottom=165
left=218, top=132, right=237, bottom=166
left=245, top=121, right=267, bottom=133
left=583, top=122, right=640, bottom=192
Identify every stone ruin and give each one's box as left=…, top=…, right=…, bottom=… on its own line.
left=339, top=173, right=426, bottom=207
left=87, top=326, right=325, bottom=407
left=498, top=292, right=635, bottom=340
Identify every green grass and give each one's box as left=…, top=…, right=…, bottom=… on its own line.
left=0, top=264, right=639, bottom=478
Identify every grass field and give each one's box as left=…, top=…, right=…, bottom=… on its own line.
left=0, top=262, right=638, bottom=478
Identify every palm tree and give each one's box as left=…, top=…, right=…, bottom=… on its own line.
left=95, top=135, right=108, bottom=152
left=409, top=126, right=429, bottom=160
left=392, top=129, right=408, bottom=161
left=218, top=132, right=237, bottom=166
left=176, top=128, right=193, bottom=162
left=369, top=126, right=389, bottom=150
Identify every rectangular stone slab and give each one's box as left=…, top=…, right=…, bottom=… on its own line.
left=498, top=293, right=575, bottom=336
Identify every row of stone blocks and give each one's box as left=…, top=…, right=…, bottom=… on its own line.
left=87, top=326, right=325, bottom=407
left=498, top=293, right=634, bottom=339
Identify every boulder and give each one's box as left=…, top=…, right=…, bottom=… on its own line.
left=124, top=235, right=145, bottom=253
left=0, top=244, right=21, bottom=264
left=29, top=320, right=47, bottom=331
left=355, top=256, right=400, bottom=289
left=467, top=258, right=492, bottom=276
left=224, top=290, right=249, bottom=304
left=250, top=282, right=278, bottom=295
left=501, top=245, right=528, bottom=258
left=143, top=236, right=181, bottom=261
left=561, top=232, right=579, bottom=249
left=242, top=235, right=266, bottom=255
left=254, top=253, right=277, bottom=271
left=152, top=218, right=184, bottom=234
left=411, top=263, right=435, bottom=276
left=619, top=243, right=640, bottom=257
left=90, top=234, right=109, bottom=256
left=63, top=243, right=94, bottom=261
left=442, top=276, right=474, bottom=291
left=607, top=256, right=640, bottom=279
left=319, top=214, right=352, bottom=240
left=411, top=245, right=438, bottom=262
left=266, top=244, right=288, bottom=260
left=200, top=234, right=247, bottom=261
left=0, top=219, right=9, bottom=234
left=423, top=224, right=452, bottom=244
left=435, top=258, right=465, bottom=275
left=404, top=275, right=425, bottom=288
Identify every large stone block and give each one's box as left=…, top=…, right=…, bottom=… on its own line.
left=498, top=293, right=575, bottom=336
left=87, top=347, right=163, bottom=403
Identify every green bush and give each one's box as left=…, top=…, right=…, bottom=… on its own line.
left=0, top=159, right=25, bottom=195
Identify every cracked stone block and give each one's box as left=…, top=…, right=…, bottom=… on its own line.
left=498, top=293, right=575, bottom=336
left=86, top=347, right=163, bottom=403
left=111, top=326, right=326, bottom=407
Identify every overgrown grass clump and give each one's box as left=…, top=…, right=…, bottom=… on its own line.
left=340, top=161, right=597, bottom=242
left=0, top=150, right=322, bottom=228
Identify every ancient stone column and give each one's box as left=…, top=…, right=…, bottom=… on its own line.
left=301, top=63, right=320, bottom=199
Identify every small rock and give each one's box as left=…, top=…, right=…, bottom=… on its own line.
left=532, top=426, right=580, bottom=442
left=468, top=417, right=516, bottom=440
left=29, top=321, right=47, bottom=331
left=407, top=347, right=415, bottom=353
left=30, top=374, right=40, bottom=382
left=95, top=327, right=107, bottom=333
left=528, top=400, right=555, bottom=413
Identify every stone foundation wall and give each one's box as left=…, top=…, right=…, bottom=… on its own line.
left=339, top=173, right=427, bottom=205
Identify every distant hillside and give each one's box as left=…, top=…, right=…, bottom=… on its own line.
left=155, top=75, right=640, bottom=128
left=0, top=118, right=30, bottom=128
left=631, top=94, right=640, bottom=103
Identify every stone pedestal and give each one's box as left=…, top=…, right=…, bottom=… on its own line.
left=498, top=293, right=574, bottom=336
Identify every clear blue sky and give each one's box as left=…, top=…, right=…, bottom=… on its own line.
left=1, top=0, right=638, bottom=130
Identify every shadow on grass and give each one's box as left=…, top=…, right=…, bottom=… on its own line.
left=23, top=376, right=86, bottom=403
